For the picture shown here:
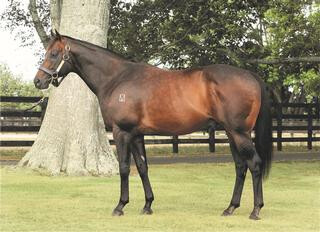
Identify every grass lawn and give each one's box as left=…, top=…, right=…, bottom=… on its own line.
left=1, top=145, right=319, bottom=160
left=1, top=162, right=319, bottom=232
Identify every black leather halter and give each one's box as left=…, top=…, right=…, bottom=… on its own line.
left=38, top=44, right=71, bottom=86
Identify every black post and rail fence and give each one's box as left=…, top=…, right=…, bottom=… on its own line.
left=1, top=96, right=319, bottom=153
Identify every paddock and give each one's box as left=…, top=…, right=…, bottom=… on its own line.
left=1, top=161, right=319, bottom=232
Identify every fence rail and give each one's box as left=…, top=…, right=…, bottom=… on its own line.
left=1, top=96, right=319, bottom=152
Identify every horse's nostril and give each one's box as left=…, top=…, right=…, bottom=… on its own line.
left=34, top=78, right=40, bottom=86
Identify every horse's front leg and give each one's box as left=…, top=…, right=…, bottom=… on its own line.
left=112, top=126, right=132, bottom=216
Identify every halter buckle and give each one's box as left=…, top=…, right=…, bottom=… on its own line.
left=63, top=54, right=70, bottom=61
left=52, top=72, right=58, bottom=79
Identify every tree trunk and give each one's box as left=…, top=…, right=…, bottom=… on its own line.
left=19, top=0, right=119, bottom=176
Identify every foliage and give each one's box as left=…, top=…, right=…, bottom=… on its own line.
left=108, top=0, right=320, bottom=101
left=1, top=0, right=319, bottom=101
left=301, top=70, right=320, bottom=98
left=260, top=0, right=320, bottom=101
left=0, top=0, right=49, bottom=49
left=109, top=0, right=268, bottom=67
left=0, top=64, right=40, bottom=96
left=0, top=63, right=41, bottom=109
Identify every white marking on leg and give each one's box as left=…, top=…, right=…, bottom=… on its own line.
left=141, top=155, right=145, bottom=162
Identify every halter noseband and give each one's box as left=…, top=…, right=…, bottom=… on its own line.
left=38, top=43, right=71, bottom=86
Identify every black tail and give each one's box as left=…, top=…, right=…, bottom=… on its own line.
left=253, top=74, right=273, bottom=179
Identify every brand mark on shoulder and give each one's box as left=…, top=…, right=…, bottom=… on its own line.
left=119, top=94, right=126, bottom=102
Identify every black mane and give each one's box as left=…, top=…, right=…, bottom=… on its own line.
left=63, top=35, right=134, bottom=62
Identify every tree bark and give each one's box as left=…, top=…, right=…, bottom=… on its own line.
left=50, top=0, right=61, bottom=30
left=28, top=0, right=49, bottom=47
left=19, top=0, right=119, bottom=176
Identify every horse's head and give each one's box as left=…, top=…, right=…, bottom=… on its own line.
left=34, top=30, right=72, bottom=89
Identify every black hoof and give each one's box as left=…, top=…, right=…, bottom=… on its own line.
left=112, top=209, right=124, bottom=216
left=221, top=209, right=232, bottom=216
left=249, top=213, right=261, bottom=220
left=221, top=206, right=235, bottom=216
left=141, top=208, right=153, bottom=215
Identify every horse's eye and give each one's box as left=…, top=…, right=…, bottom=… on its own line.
left=51, top=50, right=58, bottom=57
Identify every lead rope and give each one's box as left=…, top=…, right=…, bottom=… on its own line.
left=24, top=96, right=46, bottom=112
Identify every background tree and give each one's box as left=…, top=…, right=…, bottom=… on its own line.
left=0, top=63, right=41, bottom=109
left=1, top=0, right=319, bottom=123
left=3, top=0, right=119, bottom=176
left=108, top=0, right=319, bottom=102
left=260, top=0, right=320, bottom=102
left=0, top=63, right=41, bottom=97
left=2, top=0, right=318, bottom=101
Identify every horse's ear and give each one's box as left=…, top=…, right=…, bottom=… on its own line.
left=50, top=29, right=56, bottom=38
left=54, top=29, right=62, bottom=40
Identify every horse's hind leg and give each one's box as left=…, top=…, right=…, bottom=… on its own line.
left=131, top=135, right=154, bottom=215
left=247, top=149, right=264, bottom=220
left=222, top=135, right=248, bottom=216
left=228, top=131, right=264, bottom=220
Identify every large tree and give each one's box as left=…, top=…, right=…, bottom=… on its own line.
left=108, top=0, right=319, bottom=101
left=16, top=0, right=119, bottom=176
left=3, top=0, right=319, bottom=101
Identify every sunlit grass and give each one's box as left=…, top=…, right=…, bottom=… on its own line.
left=1, top=162, right=319, bottom=232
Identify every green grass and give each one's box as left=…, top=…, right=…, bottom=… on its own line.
left=1, top=162, right=319, bottom=232
left=146, top=144, right=320, bottom=156
left=1, top=145, right=319, bottom=160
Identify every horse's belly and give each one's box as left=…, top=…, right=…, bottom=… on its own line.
left=140, top=108, right=210, bottom=135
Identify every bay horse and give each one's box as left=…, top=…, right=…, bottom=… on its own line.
left=34, top=30, right=273, bottom=220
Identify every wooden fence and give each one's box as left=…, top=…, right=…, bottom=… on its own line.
left=1, top=96, right=319, bottom=152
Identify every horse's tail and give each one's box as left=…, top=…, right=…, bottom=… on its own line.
left=253, top=73, right=273, bottom=179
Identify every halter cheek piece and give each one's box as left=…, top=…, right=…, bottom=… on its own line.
left=38, top=44, right=71, bottom=86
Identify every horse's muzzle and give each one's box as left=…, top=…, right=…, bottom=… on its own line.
left=34, top=77, right=49, bottom=89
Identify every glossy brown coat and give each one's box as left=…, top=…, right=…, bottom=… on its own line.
left=34, top=33, right=273, bottom=220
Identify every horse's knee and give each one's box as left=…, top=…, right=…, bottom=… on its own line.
left=119, top=163, right=130, bottom=177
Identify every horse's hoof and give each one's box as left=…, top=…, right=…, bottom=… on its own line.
left=249, top=213, right=261, bottom=220
left=221, top=206, right=235, bottom=216
left=221, top=209, right=232, bottom=216
left=141, top=208, right=153, bottom=215
left=112, top=209, right=124, bottom=216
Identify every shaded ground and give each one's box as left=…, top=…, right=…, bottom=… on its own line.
left=1, top=151, right=319, bottom=166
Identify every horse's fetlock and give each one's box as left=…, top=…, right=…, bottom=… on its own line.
left=146, top=195, right=154, bottom=203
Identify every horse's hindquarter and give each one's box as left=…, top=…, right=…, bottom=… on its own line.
left=203, top=64, right=262, bottom=132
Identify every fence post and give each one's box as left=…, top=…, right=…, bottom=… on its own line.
left=172, top=135, right=179, bottom=153
left=208, top=127, right=215, bottom=153
left=277, top=103, right=282, bottom=151
left=307, top=104, right=313, bottom=150
left=315, top=97, right=319, bottom=120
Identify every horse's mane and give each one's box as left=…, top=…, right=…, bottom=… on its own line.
left=62, top=35, right=135, bottom=62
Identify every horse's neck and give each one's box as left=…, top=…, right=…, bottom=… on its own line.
left=71, top=40, right=126, bottom=96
